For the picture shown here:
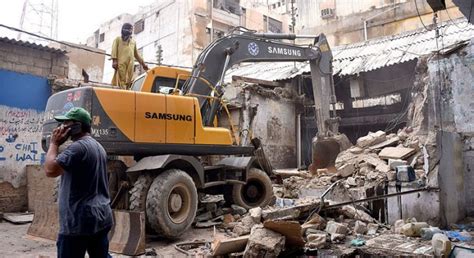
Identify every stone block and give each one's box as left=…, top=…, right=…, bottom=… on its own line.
left=356, top=131, right=387, bottom=148
left=249, top=207, right=262, bottom=223
left=325, top=221, right=348, bottom=235
left=375, top=163, right=391, bottom=173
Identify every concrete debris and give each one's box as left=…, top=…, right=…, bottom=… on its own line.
left=339, top=205, right=375, bottom=223
left=243, top=225, right=285, bottom=258
left=378, top=146, right=416, bottom=160
left=354, top=221, right=368, bottom=235
left=356, top=131, right=387, bottom=148
left=302, top=213, right=327, bottom=232
left=306, top=233, right=327, bottom=248
left=394, top=219, right=405, bottom=234
left=367, top=223, right=379, bottom=235
left=337, top=163, right=355, bottom=178
left=432, top=233, right=452, bottom=256
left=330, top=233, right=345, bottom=243
left=249, top=207, right=262, bottom=223
left=325, top=221, right=349, bottom=235
left=233, top=215, right=257, bottom=236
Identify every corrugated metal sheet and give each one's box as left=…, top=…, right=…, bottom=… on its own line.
left=225, top=18, right=474, bottom=81
left=0, top=37, right=66, bottom=54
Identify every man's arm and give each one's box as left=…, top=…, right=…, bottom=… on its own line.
left=134, top=45, right=148, bottom=71
left=111, top=37, right=119, bottom=70
left=44, top=126, right=69, bottom=177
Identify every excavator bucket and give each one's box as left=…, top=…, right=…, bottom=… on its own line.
left=27, top=201, right=146, bottom=256
left=309, top=134, right=352, bottom=173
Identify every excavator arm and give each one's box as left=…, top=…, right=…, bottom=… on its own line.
left=182, top=31, right=337, bottom=136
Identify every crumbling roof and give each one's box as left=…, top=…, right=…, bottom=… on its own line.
left=225, top=18, right=474, bottom=80
left=0, top=37, right=66, bottom=54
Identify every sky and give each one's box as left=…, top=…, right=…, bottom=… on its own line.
left=0, top=0, right=155, bottom=43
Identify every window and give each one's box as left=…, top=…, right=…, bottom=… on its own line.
left=151, top=77, right=187, bottom=94
left=268, top=17, right=282, bottom=33
left=130, top=75, right=146, bottom=91
left=321, top=8, right=335, bottom=19
left=134, top=19, right=145, bottom=34
left=99, top=33, right=105, bottom=43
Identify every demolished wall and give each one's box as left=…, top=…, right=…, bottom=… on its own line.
left=222, top=82, right=298, bottom=168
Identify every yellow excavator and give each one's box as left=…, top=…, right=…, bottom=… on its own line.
left=29, top=30, right=347, bottom=255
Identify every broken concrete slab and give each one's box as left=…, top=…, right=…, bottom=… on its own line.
left=369, top=136, right=400, bottom=150
left=233, top=216, right=257, bottom=236
left=325, top=221, right=348, bottom=235
left=348, top=146, right=364, bottom=154
left=337, top=163, right=355, bottom=178
left=263, top=220, right=305, bottom=247
left=366, top=234, right=432, bottom=255
left=261, top=200, right=321, bottom=221
left=356, top=131, right=387, bottom=148
left=379, top=147, right=416, bottom=160
left=273, top=169, right=308, bottom=179
left=212, top=235, right=250, bottom=256
left=243, top=225, right=285, bottom=258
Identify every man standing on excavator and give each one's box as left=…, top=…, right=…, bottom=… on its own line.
left=111, top=23, right=148, bottom=89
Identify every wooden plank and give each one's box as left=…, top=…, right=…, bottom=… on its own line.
left=262, top=201, right=320, bottom=221
left=273, top=169, right=308, bottom=179
left=4, top=213, right=34, bottom=224
left=369, top=136, right=400, bottom=150
left=212, top=235, right=250, bottom=256
left=378, top=147, right=416, bottom=160
left=27, top=201, right=59, bottom=241
left=263, top=220, right=305, bottom=247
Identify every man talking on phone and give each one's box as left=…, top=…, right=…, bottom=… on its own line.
left=44, top=107, right=113, bottom=258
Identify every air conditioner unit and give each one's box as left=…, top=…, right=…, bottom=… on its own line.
left=321, top=8, right=335, bottom=19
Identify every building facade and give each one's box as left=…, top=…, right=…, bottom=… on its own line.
left=86, top=0, right=289, bottom=83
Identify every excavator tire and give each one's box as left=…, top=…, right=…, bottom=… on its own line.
left=129, top=173, right=154, bottom=211
left=146, top=169, right=198, bottom=238
left=229, top=168, right=273, bottom=209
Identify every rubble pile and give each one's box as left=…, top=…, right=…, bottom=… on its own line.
left=280, top=127, right=437, bottom=199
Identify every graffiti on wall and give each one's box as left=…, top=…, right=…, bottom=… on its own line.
left=0, top=105, right=45, bottom=187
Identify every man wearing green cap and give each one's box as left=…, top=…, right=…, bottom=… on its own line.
left=44, top=107, right=113, bottom=258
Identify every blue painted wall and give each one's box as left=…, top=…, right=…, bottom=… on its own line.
left=0, top=69, right=51, bottom=111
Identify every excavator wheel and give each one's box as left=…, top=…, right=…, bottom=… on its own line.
left=146, top=169, right=198, bottom=238
left=129, top=173, right=154, bottom=211
left=227, top=168, right=273, bottom=209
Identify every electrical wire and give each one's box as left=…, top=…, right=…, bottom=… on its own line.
left=444, top=4, right=472, bottom=29
left=0, top=23, right=193, bottom=69
left=414, top=0, right=432, bottom=31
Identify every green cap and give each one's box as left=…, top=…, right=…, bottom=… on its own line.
left=54, top=107, right=91, bottom=125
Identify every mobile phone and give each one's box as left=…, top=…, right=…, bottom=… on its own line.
left=67, top=122, right=82, bottom=136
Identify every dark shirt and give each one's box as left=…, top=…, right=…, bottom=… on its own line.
left=56, top=135, right=113, bottom=236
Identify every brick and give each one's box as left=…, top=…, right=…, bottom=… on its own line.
left=354, top=221, right=367, bottom=234
left=325, top=221, right=348, bottom=235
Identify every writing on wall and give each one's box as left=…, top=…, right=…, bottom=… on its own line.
left=0, top=105, right=45, bottom=185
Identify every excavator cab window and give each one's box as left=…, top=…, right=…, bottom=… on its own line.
left=151, top=77, right=186, bottom=94
left=130, top=75, right=146, bottom=91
